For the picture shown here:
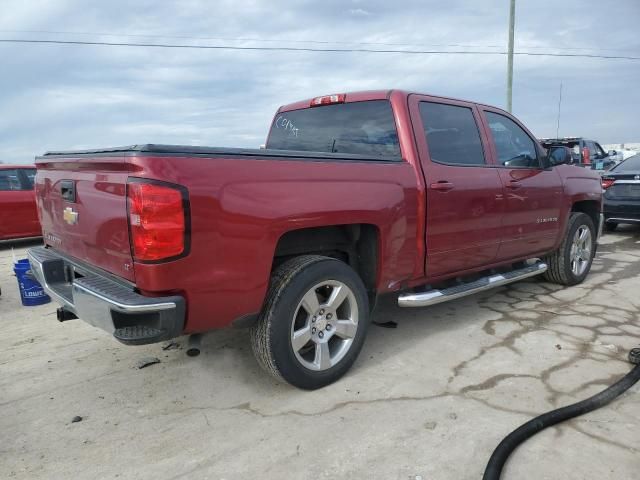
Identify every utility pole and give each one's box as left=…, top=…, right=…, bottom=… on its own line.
left=556, top=81, right=563, bottom=138
left=506, top=0, right=516, bottom=113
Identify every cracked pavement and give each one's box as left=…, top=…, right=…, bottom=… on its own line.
left=1, top=229, right=639, bottom=479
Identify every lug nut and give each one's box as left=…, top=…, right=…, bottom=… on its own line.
left=326, top=313, right=332, bottom=320
left=326, top=324, right=332, bottom=330
left=312, top=327, right=316, bottom=334
left=312, top=316, right=316, bottom=322
left=319, top=309, right=325, bottom=315
left=319, top=331, right=324, bottom=338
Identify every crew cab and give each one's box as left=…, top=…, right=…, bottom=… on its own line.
left=0, top=164, right=40, bottom=241
left=29, top=90, right=603, bottom=389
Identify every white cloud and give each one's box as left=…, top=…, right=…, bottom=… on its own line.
left=0, top=0, right=639, bottom=162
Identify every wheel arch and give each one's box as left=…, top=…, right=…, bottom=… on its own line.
left=272, top=224, right=380, bottom=306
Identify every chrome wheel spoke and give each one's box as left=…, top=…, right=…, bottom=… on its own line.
left=334, top=320, right=357, bottom=339
left=314, top=342, right=332, bottom=370
left=326, top=284, right=349, bottom=310
left=292, top=326, right=312, bottom=352
left=301, top=289, right=320, bottom=315
left=579, top=227, right=589, bottom=242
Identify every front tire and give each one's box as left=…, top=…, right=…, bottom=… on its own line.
left=544, top=212, right=596, bottom=286
left=250, top=255, right=369, bottom=390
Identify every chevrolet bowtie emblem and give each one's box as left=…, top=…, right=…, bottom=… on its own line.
left=63, top=207, right=79, bottom=225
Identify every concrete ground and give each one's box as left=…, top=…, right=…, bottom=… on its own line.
left=1, top=229, right=639, bottom=480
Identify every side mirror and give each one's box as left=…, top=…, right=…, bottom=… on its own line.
left=608, top=150, right=617, bottom=156
left=547, top=146, right=572, bottom=167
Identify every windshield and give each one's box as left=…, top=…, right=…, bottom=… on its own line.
left=266, top=100, right=401, bottom=158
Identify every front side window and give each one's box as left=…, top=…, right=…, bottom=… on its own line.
left=266, top=100, right=400, bottom=158
left=485, top=112, right=539, bottom=168
left=0, top=169, right=24, bottom=191
left=419, top=102, right=485, bottom=166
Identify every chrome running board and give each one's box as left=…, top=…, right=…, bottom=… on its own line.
left=398, top=262, right=547, bottom=308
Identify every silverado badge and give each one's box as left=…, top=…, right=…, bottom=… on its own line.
left=63, top=207, right=79, bottom=225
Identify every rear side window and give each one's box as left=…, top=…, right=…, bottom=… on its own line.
left=485, top=112, right=539, bottom=168
left=266, top=100, right=400, bottom=158
left=613, top=155, right=640, bottom=172
left=419, top=102, right=485, bottom=166
left=0, top=169, right=25, bottom=191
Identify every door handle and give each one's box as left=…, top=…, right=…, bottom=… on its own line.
left=430, top=181, right=454, bottom=192
left=506, top=180, right=522, bottom=189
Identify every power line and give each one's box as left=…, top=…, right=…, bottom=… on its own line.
left=0, top=29, right=636, bottom=55
left=1, top=38, right=639, bottom=60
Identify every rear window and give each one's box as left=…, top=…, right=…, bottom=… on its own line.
left=612, top=155, right=640, bottom=172
left=266, top=100, right=401, bottom=158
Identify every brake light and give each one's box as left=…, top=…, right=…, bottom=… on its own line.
left=601, top=177, right=615, bottom=190
left=310, top=94, right=346, bottom=107
left=582, top=146, right=590, bottom=165
left=127, top=180, right=188, bottom=261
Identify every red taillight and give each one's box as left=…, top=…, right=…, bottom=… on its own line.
left=582, top=146, right=590, bottom=165
left=601, top=177, right=615, bottom=189
left=310, top=94, right=346, bottom=107
left=127, top=181, right=187, bottom=261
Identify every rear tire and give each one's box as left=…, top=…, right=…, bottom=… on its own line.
left=543, top=212, right=596, bottom=286
left=604, top=221, right=618, bottom=232
left=250, top=255, right=369, bottom=390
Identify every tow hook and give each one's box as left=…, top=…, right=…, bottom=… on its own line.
left=56, top=307, right=78, bottom=322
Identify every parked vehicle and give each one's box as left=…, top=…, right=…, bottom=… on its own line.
left=540, top=137, right=617, bottom=171
left=29, top=90, right=603, bottom=389
left=601, top=155, right=640, bottom=231
left=0, top=164, right=41, bottom=241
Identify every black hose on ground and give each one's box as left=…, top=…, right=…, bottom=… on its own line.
left=483, top=347, right=640, bottom=480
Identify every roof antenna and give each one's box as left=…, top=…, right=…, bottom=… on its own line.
left=556, top=81, right=563, bottom=138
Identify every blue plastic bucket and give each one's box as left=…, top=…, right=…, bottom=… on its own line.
left=14, top=259, right=51, bottom=306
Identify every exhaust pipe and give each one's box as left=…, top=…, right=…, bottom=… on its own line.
left=186, top=334, right=203, bottom=357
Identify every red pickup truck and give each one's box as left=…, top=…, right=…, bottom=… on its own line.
left=29, top=90, right=603, bottom=389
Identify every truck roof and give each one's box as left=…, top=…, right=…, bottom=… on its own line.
left=278, top=89, right=508, bottom=115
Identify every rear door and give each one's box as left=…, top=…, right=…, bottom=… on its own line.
left=0, top=168, right=39, bottom=239
left=480, top=109, right=564, bottom=260
left=409, top=96, right=505, bottom=278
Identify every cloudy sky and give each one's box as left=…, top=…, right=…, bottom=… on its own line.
left=1, top=0, right=638, bottom=163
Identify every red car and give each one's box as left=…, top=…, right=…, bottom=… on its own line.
left=0, top=164, right=41, bottom=240
left=28, top=90, right=602, bottom=389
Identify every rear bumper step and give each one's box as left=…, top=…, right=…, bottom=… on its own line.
left=398, top=262, right=547, bottom=308
left=28, top=246, right=185, bottom=345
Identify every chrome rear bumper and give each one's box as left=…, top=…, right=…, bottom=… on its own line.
left=27, top=246, right=185, bottom=345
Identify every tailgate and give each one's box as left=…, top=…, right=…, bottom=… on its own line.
left=35, top=154, right=136, bottom=282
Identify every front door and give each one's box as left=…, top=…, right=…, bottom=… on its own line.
left=409, top=96, right=505, bottom=279
left=480, top=109, right=564, bottom=260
